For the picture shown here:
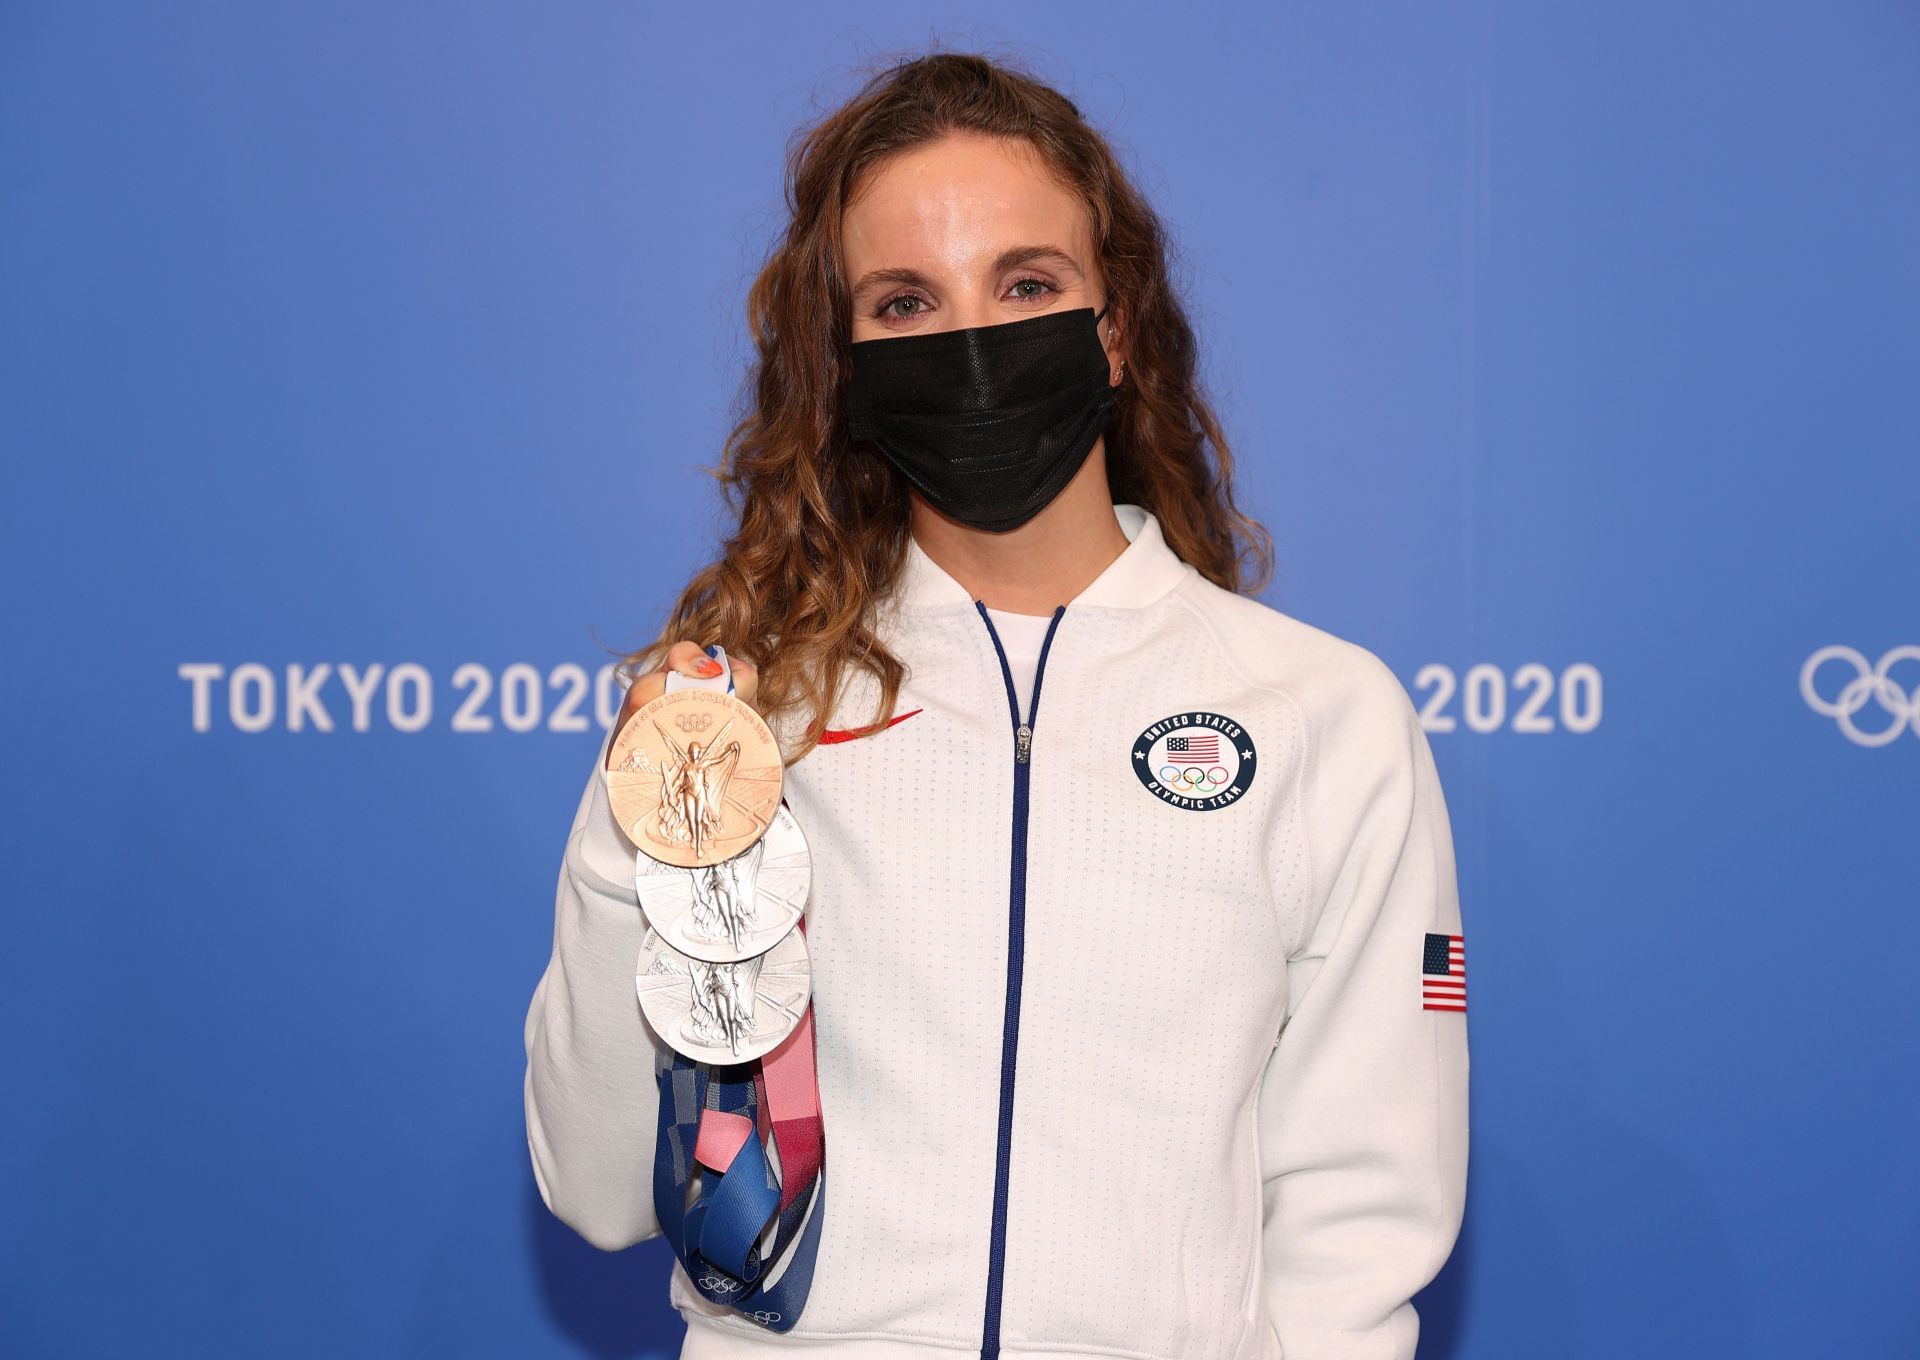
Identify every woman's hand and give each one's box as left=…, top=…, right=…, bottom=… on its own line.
left=608, top=641, right=761, bottom=770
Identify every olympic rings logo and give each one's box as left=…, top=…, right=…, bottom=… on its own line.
left=748, top=1310, right=783, bottom=1324
left=1800, top=646, right=1920, bottom=747
left=1158, top=764, right=1231, bottom=792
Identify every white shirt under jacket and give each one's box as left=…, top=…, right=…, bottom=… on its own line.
left=524, top=502, right=1470, bottom=1360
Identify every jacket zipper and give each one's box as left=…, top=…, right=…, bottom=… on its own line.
left=973, top=599, right=1066, bottom=1360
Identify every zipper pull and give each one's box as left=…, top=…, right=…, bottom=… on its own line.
left=1015, top=722, right=1032, bottom=764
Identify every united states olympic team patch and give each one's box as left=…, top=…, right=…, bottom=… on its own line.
left=1131, top=711, right=1257, bottom=811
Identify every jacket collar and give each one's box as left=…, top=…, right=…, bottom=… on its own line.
left=895, top=502, right=1192, bottom=611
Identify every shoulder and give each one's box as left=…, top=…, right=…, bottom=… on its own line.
left=1167, top=575, right=1443, bottom=931
left=1166, top=570, right=1418, bottom=764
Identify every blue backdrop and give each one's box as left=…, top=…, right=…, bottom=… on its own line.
left=3, top=4, right=1915, bottom=1357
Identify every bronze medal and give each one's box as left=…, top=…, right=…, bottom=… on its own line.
left=606, top=684, right=784, bottom=869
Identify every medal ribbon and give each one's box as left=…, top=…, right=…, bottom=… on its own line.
left=649, top=646, right=825, bottom=1330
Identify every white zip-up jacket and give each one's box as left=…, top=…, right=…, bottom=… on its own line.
left=525, top=502, right=1469, bottom=1360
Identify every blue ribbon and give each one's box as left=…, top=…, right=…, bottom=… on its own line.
left=652, top=1049, right=826, bottom=1329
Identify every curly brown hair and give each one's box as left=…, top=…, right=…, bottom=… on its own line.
left=610, top=48, right=1274, bottom=766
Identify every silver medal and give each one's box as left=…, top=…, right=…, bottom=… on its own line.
left=636, top=919, right=812, bottom=1063
left=635, top=802, right=810, bottom=963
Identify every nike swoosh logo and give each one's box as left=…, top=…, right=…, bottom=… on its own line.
left=819, top=707, right=923, bottom=744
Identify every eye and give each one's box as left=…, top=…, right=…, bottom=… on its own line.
left=1007, top=274, right=1058, bottom=302
left=873, top=291, right=928, bottom=320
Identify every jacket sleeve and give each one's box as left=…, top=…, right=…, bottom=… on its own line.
left=523, top=721, right=666, bottom=1251
left=1257, top=662, right=1470, bottom=1359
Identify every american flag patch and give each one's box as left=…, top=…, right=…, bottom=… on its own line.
left=1165, top=733, right=1220, bottom=760
left=1422, top=932, right=1466, bottom=1012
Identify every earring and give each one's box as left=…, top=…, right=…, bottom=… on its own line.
left=1111, top=359, right=1127, bottom=384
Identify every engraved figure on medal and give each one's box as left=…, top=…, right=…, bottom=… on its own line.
left=654, top=714, right=742, bottom=860
left=689, top=835, right=763, bottom=952
left=701, top=955, right=764, bottom=1052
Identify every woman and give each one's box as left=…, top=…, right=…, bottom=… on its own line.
left=525, top=50, right=1468, bottom=1360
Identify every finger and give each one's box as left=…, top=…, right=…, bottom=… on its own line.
left=729, top=656, right=759, bottom=708
left=665, top=640, right=756, bottom=706
left=663, top=639, right=724, bottom=681
left=615, top=640, right=759, bottom=736
left=615, top=639, right=705, bottom=729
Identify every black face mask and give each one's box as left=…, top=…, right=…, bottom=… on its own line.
left=844, top=303, right=1116, bottom=533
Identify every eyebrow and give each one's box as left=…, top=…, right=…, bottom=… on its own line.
left=849, top=244, right=1085, bottom=298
